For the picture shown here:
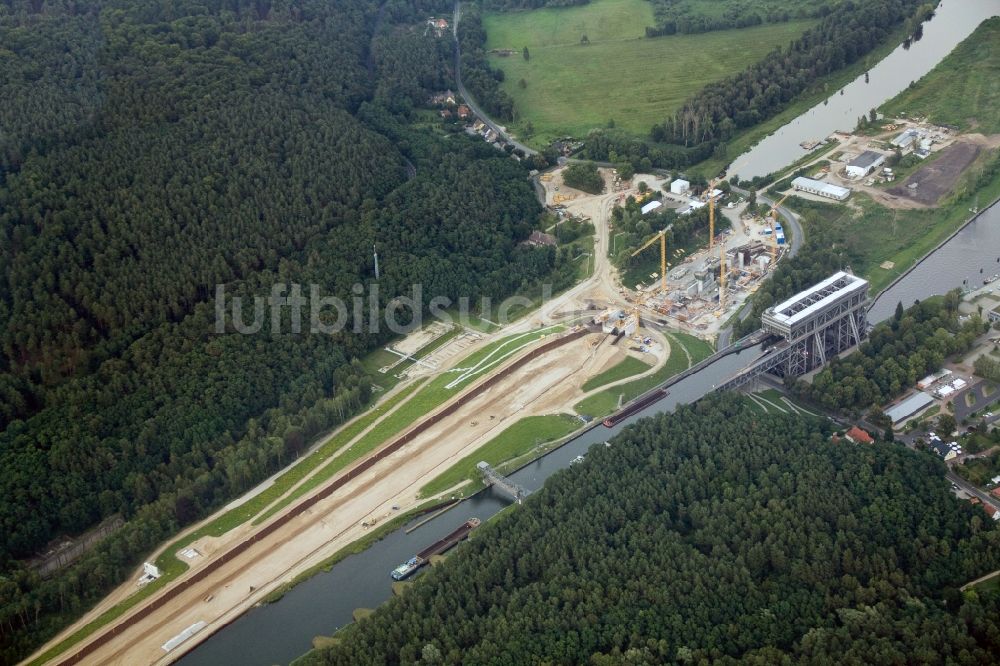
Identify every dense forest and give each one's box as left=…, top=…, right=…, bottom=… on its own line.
left=793, top=294, right=987, bottom=415
left=0, top=0, right=562, bottom=660
left=584, top=0, right=933, bottom=169
left=645, top=0, right=836, bottom=37
left=304, top=394, right=1000, bottom=664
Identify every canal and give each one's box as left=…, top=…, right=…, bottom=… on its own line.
left=182, top=6, right=1000, bottom=660
left=182, top=197, right=1000, bottom=666
left=869, top=200, right=1000, bottom=322
left=182, top=193, right=1000, bottom=666
left=177, top=342, right=764, bottom=666
left=729, top=0, right=1000, bottom=182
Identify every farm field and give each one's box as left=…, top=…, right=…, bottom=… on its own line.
left=483, top=0, right=813, bottom=143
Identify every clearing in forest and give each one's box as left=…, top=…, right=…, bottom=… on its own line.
left=484, top=0, right=813, bottom=143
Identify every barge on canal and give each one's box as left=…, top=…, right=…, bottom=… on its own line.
left=391, top=518, right=481, bottom=580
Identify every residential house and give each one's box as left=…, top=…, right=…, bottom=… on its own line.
left=845, top=426, right=874, bottom=444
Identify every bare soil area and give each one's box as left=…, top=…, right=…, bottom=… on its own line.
left=48, top=332, right=647, bottom=666
left=888, top=140, right=982, bottom=205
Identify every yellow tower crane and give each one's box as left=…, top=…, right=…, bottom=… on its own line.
left=631, top=229, right=668, bottom=293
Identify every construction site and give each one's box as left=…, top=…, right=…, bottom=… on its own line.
left=31, top=164, right=694, bottom=666
left=32, top=162, right=802, bottom=666
left=539, top=165, right=795, bottom=342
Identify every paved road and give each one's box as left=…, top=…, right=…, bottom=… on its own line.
left=452, top=2, right=537, bottom=157
left=754, top=191, right=804, bottom=260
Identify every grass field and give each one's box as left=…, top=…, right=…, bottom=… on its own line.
left=418, top=414, right=580, bottom=498
left=575, top=331, right=713, bottom=416
left=581, top=355, right=652, bottom=392
left=881, top=18, right=1000, bottom=133
left=483, top=0, right=813, bottom=143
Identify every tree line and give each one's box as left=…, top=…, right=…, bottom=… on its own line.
left=302, top=393, right=1000, bottom=665
left=645, top=0, right=837, bottom=37
left=653, top=0, right=932, bottom=148
left=584, top=0, right=933, bottom=169
left=457, top=7, right=516, bottom=121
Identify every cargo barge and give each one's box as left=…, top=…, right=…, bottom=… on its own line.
left=390, top=518, right=481, bottom=580
left=602, top=389, right=669, bottom=428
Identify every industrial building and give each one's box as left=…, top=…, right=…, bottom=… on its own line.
left=791, top=176, right=851, bottom=201
left=846, top=150, right=887, bottom=179
left=640, top=200, right=663, bottom=215
left=885, top=391, right=935, bottom=427
left=715, top=272, right=870, bottom=391
left=670, top=178, right=690, bottom=195
left=891, top=128, right=921, bottom=153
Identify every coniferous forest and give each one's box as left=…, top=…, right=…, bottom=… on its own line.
left=0, top=0, right=558, bottom=659
left=308, top=395, right=1000, bottom=665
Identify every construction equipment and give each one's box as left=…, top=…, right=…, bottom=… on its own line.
left=767, top=192, right=791, bottom=261
left=631, top=229, right=668, bottom=293
left=707, top=178, right=720, bottom=251
left=718, top=242, right=727, bottom=315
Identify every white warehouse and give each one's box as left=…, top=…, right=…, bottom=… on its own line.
left=791, top=176, right=851, bottom=201
left=670, top=178, right=690, bottom=195
left=845, top=150, right=887, bottom=179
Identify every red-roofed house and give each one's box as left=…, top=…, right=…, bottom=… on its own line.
left=457, top=105, right=472, bottom=120
left=991, top=487, right=1000, bottom=499
left=845, top=426, right=874, bottom=444
left=983, top=503, right=1000, bottom=521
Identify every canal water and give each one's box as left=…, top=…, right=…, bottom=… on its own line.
left=183, top=6, right=1000, bottom=659
left=182, top=191, right=1000, bottom=665
left=177, top=342, right=764, bottom=666
left=869, top=201, right=1000, bottom=322
left=729, top=0, right=1000, bottom=182
left=181, top=202, right=1000, bottom=666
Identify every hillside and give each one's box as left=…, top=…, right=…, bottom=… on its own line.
left=302, top=395, right=1000, bottom=664
left=0, top=0, right=560, bottom=660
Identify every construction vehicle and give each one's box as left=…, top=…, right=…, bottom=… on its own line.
left=766, top=192, right=791, bottom=261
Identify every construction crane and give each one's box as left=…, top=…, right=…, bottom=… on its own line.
left=707, top=178, right=720, bottom=251
left=718, top=242, right=725, bottom=314
left=631, top=228, right=668, bottom=293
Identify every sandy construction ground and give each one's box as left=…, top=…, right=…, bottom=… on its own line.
left=44, top=329, right=658, bottom=666
left=33, top=164, right=668, bottom=666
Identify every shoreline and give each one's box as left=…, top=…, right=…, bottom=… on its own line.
left=869, top=192, right=1000, bottom=312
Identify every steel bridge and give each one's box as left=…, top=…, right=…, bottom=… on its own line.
left=719, top=272, right=869, bottom=390
left=477, top=461, right=530, bottom=504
